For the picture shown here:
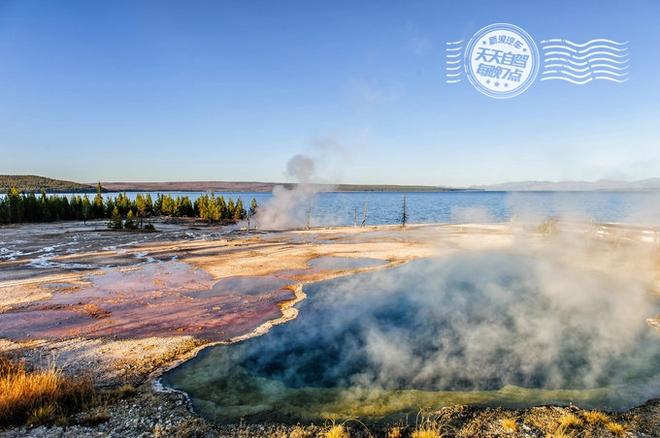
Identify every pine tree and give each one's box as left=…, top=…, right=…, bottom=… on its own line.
left=61, top=196, right=71, bottom=220
left=105, top=198, right=116, bottom=218
left=108, top=206, right=123, bottom=230
left=210, top=199, right=221, bottom=221
left=249, top=198, right=258, bottom=217
left=178, top=196, right=194, bottom=217
left=69, top=196, right=80, bottom=220
left=154, top=194, right=164, bottom=215
left=124, top=210, right=137, bottom=230
left=217, top=196, right=227, bottom=220
left=92, top=182, right=104, bottom=218
left=39, top=190, right=51, bottom=222
left=115, top=192, right=131, bottom=216
left=81, top=196, right=91, bottom=224
left=23, top=192, right=37, bottom=222
left=234, top=198, right=245, bottom=221
left=135, top=194, right=148, bottom=227
left=7, top=187, right=23, bottom=222
left=195, top=195, right=208, bottom=221
left=160, top=195, right=175, bottom=216
left=145, top=194, right=153, bottom=215
left=0, top=198, right=8, bottom=224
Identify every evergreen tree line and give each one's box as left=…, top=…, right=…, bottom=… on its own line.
left=0, top=185, right=258, bottom=226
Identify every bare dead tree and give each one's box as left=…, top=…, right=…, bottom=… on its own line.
left=305, top=205, right=312, bottom=230
left=401, top=195, right=408, bottom=228
left=361, top=201, right=368, bottom=227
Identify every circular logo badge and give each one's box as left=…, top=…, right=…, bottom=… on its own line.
left=464, top=23, right=539, bottom=98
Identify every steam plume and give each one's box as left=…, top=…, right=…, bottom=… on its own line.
left=253, top=143, right=343, bottom=229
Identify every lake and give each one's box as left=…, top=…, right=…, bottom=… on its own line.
left=50, top=190, right=660, bottom=226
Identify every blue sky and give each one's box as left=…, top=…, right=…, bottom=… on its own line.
left=1, top=0, right=659, bottom=186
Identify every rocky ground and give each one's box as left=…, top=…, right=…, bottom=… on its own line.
left=1, top=220, right=659, bottom=437
left=2, top=387, right=658, bottom=437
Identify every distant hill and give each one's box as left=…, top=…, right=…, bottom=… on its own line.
left=100, top=181, right=456, bottom=193
left=0, top=175, right=98, bottom=193
left=473, top=178, right=660, bottom=191
left=5, top=175, right=660, bottom=194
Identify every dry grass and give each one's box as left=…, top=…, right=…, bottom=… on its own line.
left=544, top=413, right=586, bottom=438
left=324, top=424, right=350, bottom=438
left=557, top=413, right=583, bottom=429
left=411, top=413, right=445, bottom=438
left=0, top=354, right=95, bottom=426
left=605, top=421, right=626, bottom=436
left=411, top=420, right=441, bottom=438
left=152, top=423, right=165, bottom=437
left=386, top=426, right=403, bottom=438
left=170, top=417, right=215, bottom=436
left=78, top=408, right=110, bottom=426
left=26, top=403, right=56, bottom=426
left=289, top=426, right=311, bottom=438
left=545, top=428, right=572, bottom=438
left=114, top=383, right=137, bottom=398
left=500, top=417, right=518, bottom=433
left=411, top=426, right=441, bottom=438
left=582, top=410, right=610, bottom=425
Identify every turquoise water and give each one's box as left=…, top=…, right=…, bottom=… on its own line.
left=162, top=253, right=660, bottom=423
left=49, top=191, right=660, bottom=225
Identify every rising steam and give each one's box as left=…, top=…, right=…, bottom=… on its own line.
left=240, top=249, right=658, bottom=393
left=165, top=229, right=660, bottom=423
left=251, top=154, right=320, bottom=229
left=253, top=148, right=341, bottom=229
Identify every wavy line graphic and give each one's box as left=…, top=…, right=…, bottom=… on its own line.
left=543, top=63, right=629, bottom=73
left=541, top=37, right=629, bottom=85
left=540, top=38, right=628, bottom=47
left=592, top=76, right=629, bottom=83
left=541, top=76, right=628, bottom=84
left=543, top=50, right=628, bottom=60
left=445, top=43, right=464, bottom=85
left=543, top=57, right=629, bottom=66
left=542, top=69, right=628, bottom=79
left=540, top=44, right=628, bottom=54
left=541, top=76, right=595, bottom=84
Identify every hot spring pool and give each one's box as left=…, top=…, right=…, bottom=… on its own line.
left=162, top=252, right=660, bottom=423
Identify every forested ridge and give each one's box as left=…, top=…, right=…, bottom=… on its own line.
left=0, top=175, right=97, bottom=193
left=0, top=184, right=258, bottom=227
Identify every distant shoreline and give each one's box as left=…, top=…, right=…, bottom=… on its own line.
left=98, top=182, right=463, bottom=193
left=3, top=174, right=660, bottom=194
